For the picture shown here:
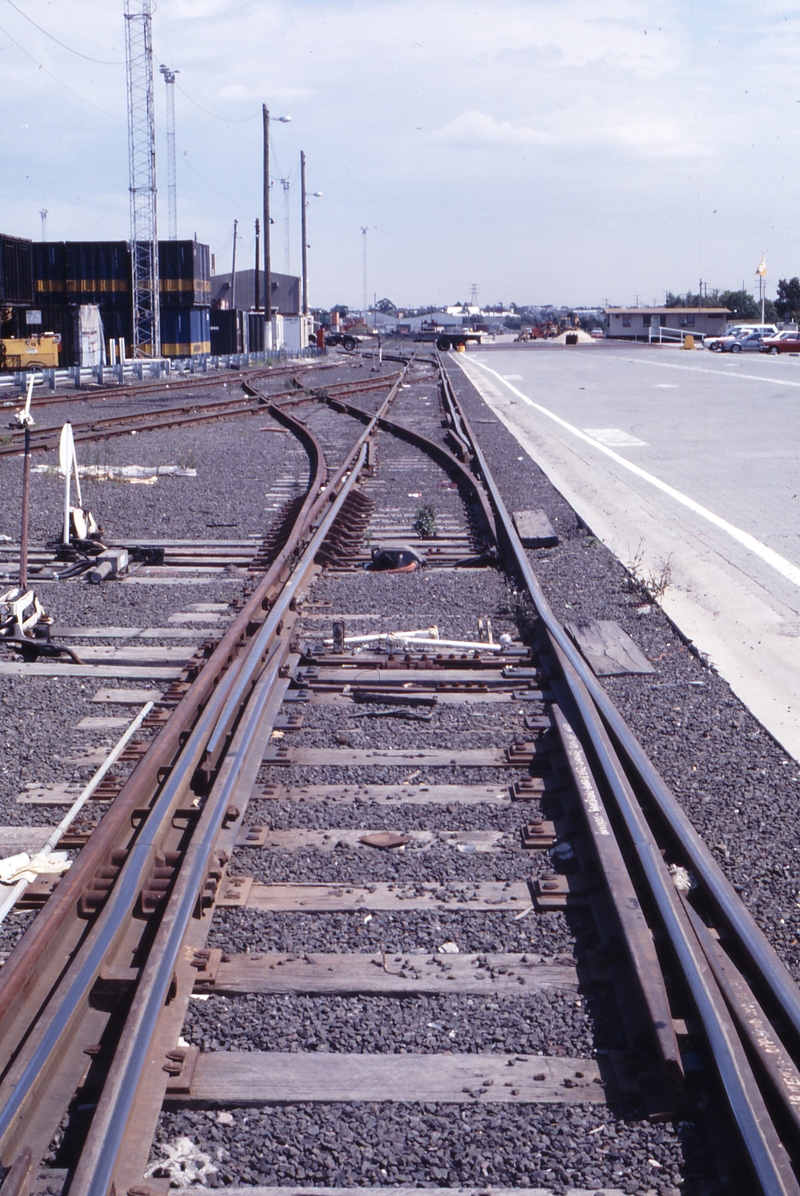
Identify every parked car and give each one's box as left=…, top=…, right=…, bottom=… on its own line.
left=589, top=328, right=604, bottom=339
left=760, top=331, right=800, bottom=353
left=722, top=331, right=765, bottom=353
left=705, top=326, right=750, bottom=351
left=706, top=323, right=778, bottom=350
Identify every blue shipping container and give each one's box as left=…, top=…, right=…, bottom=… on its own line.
left=161, top=307, right=211, bottom=357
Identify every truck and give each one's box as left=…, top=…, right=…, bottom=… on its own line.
left=324, top=332, right=361, bottom=351
left=412, top=330, right=482, bottom=351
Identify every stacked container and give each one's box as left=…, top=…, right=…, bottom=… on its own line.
left=161, top=308, right=211, bottom=356
left=159, top=239, right=211, bottom=358
left=29, top=239, right=212, bottom=359
left=0, top=235, right=34, bottom=307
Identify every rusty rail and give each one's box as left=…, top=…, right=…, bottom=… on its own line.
left=440, top=358, right=800, bottom=1195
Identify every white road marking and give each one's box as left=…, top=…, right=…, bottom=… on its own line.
left=583, top=428, right=647, bottom=447
left=470, top=359, right=800, bottom=589
left=655, top=383, right=677, bottom=388
left=628, top=357, right=800, bottom=388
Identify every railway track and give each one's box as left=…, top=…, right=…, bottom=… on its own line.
left=0, top=348, right=798, bottom=1193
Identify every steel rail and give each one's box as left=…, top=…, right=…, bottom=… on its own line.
left=0, top=442, right=369, bottom=1171
left=440, top=361, right=800, bottom=1193
left=0, top=361, right=412, bottom=1189
left=0, top=358, right=334, bottom=412
left=0, top=369, right=406, bottom=458
left=0, top=405, right=326, bottom=1080
left=309, top=391, right=498, bottom=547
left=70, top=445, right=370, bottom=1196
left=442, top=363, right=800, bottom=1039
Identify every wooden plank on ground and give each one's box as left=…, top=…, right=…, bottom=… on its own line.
left=139, top=628, right=221, bottom=640
left=264, top=747, right=520, bottom=767
left=122, top=577, right=246, bottom=586
left=168, top=612, right=226, bottom=624
left=513, top=510, right=559, bottom=548
left=564, top=619, right=655, bottom=677
left=92, top=687, right=164, bottom=704
left=0, top=663, right=183, bottom=679
left=51, top=627, right=212, bottom=641
left=219, top=879, right=532, bottom=912
left=249, top=783, right=516, bottom=805
left=202, top=951, right=579, bottom=997
left=316, top=691, right=539, bottom=705
left=77, top=646, right=192, bottom=663
left=17, top=783, right=81, bottom=806
left=51, top=627, right=143, bottom=639
left=75, top=715, right=131, bottom=730
left=0, top=826, right=58, bottom=854
left=236, top=828, right=513, bottom=853
left=164, top=1050, right=604, bottom=1106
left=298, top=667, right=513, bottom=683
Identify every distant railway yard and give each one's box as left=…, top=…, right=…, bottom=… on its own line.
left=0, top=338, right=798, bottom=1196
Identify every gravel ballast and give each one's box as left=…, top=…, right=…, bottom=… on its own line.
left=0, top=354, right=771, bottom=1192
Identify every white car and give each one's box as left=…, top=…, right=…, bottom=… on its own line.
left=706, top=324, right=777, bottom=351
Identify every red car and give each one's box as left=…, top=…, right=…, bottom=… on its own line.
left=760, top=331, right=800, bottom=353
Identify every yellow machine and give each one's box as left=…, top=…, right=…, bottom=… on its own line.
left=0, top=333, right=61, bottom=370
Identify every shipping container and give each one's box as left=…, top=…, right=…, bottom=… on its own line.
left=0, top=234, right=34, bottom=306
left=97, top=304, right=132, bottom=350
left=159, top=240, right=211, bottom=307
left=32, top=243, right=68, bottom=305
left=161, top=307, right=211, bottom=357
left=66, top=242, right=131, bottom=307
left=33, top=242, right=131, bottom=307
left=247, top=312, right=265, bottom=352
left=210, top=308, right=242, bottom=355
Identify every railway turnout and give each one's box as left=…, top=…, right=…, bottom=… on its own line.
left=0, top=349, right=797, bottom=1194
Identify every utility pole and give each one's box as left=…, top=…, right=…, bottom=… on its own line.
left=281, top=178, right=291, bottom=275
left=39, top=210, right=48, bottom=241
left=125, top=0, right=160, bottom=358
left=361, top=226, right=368, bottom=322
left=254, top=217, right=260, bottom=311
left=159, top=64, right=178, bottom=240
left=301, top=152, right=308, bottom=316
left=230, top=219, right=238, bottom=309
left=263, top=105, right=271, bottom=333
left=262, top=106, right=291, bottom=337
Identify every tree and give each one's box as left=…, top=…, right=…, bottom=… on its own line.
left=775, top=278, right=800, bottom=322
left=376, top=298, right=397, bottom=315
left=718, top=290, right=758, bottom=320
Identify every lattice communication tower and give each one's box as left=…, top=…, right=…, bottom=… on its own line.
left=125, top=0, right=160, bottom=357
left=160, top=65, right=178, bottom=241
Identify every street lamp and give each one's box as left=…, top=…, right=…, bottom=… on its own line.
left=300, top=149, right=322, bottom=316
left=262, top=107, right=291, bottom=346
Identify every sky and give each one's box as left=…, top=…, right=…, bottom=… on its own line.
left=1, top=0, right=799, bottom=310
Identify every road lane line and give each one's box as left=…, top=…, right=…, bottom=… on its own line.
left=623, top=357, right=800, bottom=388
left=469, top=358, right=800, bottom=589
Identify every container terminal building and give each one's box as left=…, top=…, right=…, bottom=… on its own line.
left=0, top=232, right=301, bottom=364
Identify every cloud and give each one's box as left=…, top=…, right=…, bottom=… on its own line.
left=429, top=106, right=696, bottom=160
left=429, top=111, right=553, bottom=148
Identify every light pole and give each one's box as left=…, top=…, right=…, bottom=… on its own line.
left=300, top=151, right=321, bottom=317
left=262, top=106, right=290, bottom=346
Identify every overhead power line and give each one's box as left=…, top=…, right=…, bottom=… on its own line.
left=4, top=0, right=123, bottom=63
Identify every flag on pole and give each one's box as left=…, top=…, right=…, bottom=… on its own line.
left=756, top=255, right=767, bottom=278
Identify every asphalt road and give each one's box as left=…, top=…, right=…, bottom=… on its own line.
left=457, top=341, right=800, bottom=761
